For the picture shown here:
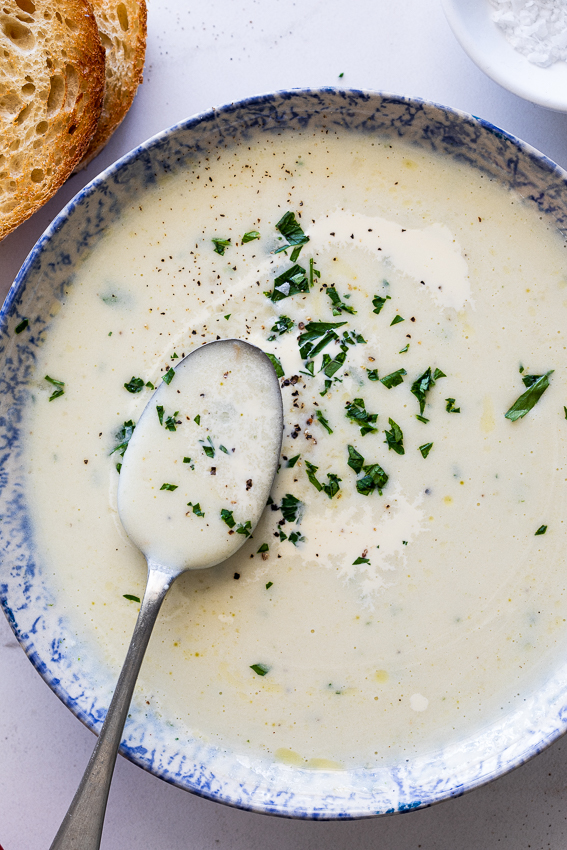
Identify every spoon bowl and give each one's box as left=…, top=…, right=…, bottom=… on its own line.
left=49, top=339, right=283, bottom=850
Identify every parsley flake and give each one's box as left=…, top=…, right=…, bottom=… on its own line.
left=250, top=663, right=270, bottom=676
left=505, top=371, right=553, bottom=421
left=187, top=502, right=205, bottom=517
left=287, top=454, right=300, bottom=467
left=45, top=375, right=65, bottom=401
left=367, top=369, right=379, bottom=381
left=212, top=237, right=231, bottom=255
left=419, top=442, right=433, bottom=459
left=345, top=398, right=378, bottom=435
left=315, top=410, right=333, bottom=434
left=220, top=508, right=236, bottom=528
left=15, top=318, right=28, bottom=334
left=535, top=524, right=547, bottom=536
left=268, top=315, right=294, bottom=340
left=200, top=436, right=215, bottom=458
left=274, top=211, right=310, bottom=256
left=384, top=418, right=405, bottom=455
left=281, top=493, right=303, bottom=523
left=353, top=556, right=370, bottom=565
left=165, top=411, right=179, bottom=431
left=326, top=285, right=356, bottom=316
left=160, top=483, right=178, bottom=491
left=242, top=230, right=260, bottom=243
left=380, top=368, right=407, bottom=389
left=265, top=352, right=284, bottom=378
left=390, top=315, right=404, bottom=325
left=110, top=420, right=135, bottom=457
left=445, top=398, right=461, bottom=413
left=372, top=294, right=391, bottom=315
left=258, top=544, right=269, bottom=553
left=411, top=367, right=446, bottom=416
left=123, top=594, right=141, bottom=603
left=162, top=367, right=175, bottom=385
left=347, top=445, right=364, bottom=474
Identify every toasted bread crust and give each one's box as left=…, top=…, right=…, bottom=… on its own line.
left=0, top=0, right=105, bottom=241
left=77, top=0, right=147, bottom=168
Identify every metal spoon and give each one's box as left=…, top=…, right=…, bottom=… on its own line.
left=49, top=339, right=283, bottom=850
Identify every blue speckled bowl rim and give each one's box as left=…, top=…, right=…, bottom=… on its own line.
left=2, top=87, right=567, bottom=819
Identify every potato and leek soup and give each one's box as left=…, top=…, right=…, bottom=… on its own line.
left=24, top=129, right=567, bottom=769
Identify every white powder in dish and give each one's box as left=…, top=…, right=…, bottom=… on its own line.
left=490, top=0, right=567, bottom=67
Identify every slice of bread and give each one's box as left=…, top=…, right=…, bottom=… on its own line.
left=76, top=0, right=147, bottom=169
left=0, top=0, right=105, bottom=241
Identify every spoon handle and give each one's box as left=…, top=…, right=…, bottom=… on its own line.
left=49, top=563, right=175, bottom=850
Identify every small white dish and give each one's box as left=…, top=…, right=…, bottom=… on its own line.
left=442, top=0, right=567, bottom=112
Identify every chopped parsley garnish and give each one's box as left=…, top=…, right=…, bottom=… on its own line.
left=300, top=361, right=315, bottom=378
left=419, top=442, right=433, bottom=459
left=265, top=263, right=310, bottom=301
left=258, top=543, right=269, bottom=553
left=320, top=349, right=347, bottom=378
left=194, top=414, right=201, bottom=425
left=445, top=398, right=460, bottom=413
left=274, top=211, right=310, bottom=257
left=535, top=524, right=547, bottom=536
left=410, top=367, right=446, bottom=415
left=45, top=375, right=65, bottom=401
left=123, top=594, right=141, bottom=603
left=171, top=352, right=179, bottom=360
left=268, top=315, right=294, bottom=340
left=220, top=508, right=236, bottom=528
left=224, top=314, right=231, bottom=320
left=212, top=237, right=231, bottom=255
left=326, top=286, right=356, bottom=315
left=298, top=321, right=347, bottom=360
left=250, top=663, right=270, bottom=676
left=384, top=418, right=404, bottom=455
left=110, top=420, right=135, bottom=457
left=15, top=318, right=28, bottom=334
left=220, top=445, right=229, bottom=454
left=341, top=329, right=366, bottom=346
left=287, top=454, right=300, bottom=467
left=265, top=580, right=273, bottom=588
left=236, top=520, right=252, bottom=537
left=356, top=463, right=388, bottom=496
left=281, top=493, right=303, bottom=523
left=165, top=411, right=179, bottom=431
left=347, top=445, right=364, bottom=474
left=160, top=483, right=178, bottom=491
left=304, top=461, right=341, bottom=498
left=309, top=257, right=321, bottom=288
left=345, top=398, right=378, bottom=435
left=372, top=294, right=391, bottom=315
left=505, top=371, right=553, bottom=421
left=399, top=343, right=410, bottom=354
left=367, top=369, right=379, bottom=381
left=289, top=530, right=306, bottom=545
left=187, top=502, right=205, bottom=517
left=416, top=415, right=430, bottom=424
left=380, top=368, right=407, bottom=389
left=162, top=367, right=175, bottom=385
left=320, top=379, right=333, bottom=396
left=390, top=315, right=404, bottom=326
left=315, top=410, right=333, bottom=434
left=156, top=405, right=164, bottom=425
left=353, top=556, right=370, bottom=565
left=265, top=352, right=284, bottom=378
left=564, top=406, right=567, bottom=420
left=242, top=230, right=260, bottom=243
left=146, top=381, right=154, bottom=390
left=183, top=456, right=191, bottom=463
left=200, top=436, right=215, bottom=458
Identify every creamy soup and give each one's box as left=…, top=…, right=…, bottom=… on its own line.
left=24, top=130, right=567, bottom=769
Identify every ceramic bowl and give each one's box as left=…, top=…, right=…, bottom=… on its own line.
left=442, top=0, right=567, bottom=112
left=2, top=88, right=567, bottom=819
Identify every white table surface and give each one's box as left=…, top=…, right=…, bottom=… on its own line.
left=3, top=0, right=567, bottom=847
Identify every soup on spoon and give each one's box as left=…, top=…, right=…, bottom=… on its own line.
left=50, top=339, right=283, bottom=850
